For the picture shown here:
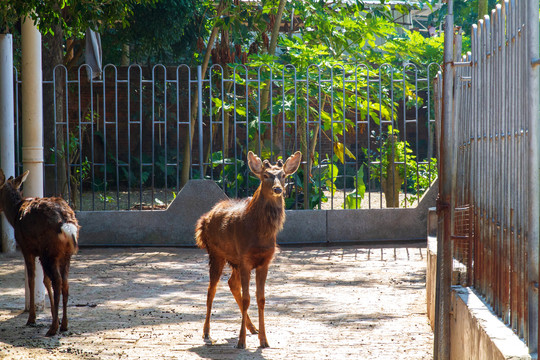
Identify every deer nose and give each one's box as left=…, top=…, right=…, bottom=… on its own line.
left=272, top=186, right=283, bottom=194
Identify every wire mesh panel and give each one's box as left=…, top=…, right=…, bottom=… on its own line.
left=452, top=204, right=472, bottom=285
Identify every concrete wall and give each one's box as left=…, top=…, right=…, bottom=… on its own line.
left=77, top=179, right=438, bottom=247
left=426, top=236, right=531, bottom=360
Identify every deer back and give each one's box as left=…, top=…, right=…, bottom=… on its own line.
left=17, top=197, right=79, bottom=256
left=0, top=169, right=79, bottom=257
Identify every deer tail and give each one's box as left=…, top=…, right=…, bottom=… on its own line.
left=61, top=223, right=79, bottom=253
left=194, top=217, right=207, bottom=249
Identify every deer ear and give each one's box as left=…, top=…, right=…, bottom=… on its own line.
left=247, top=151, right=263, bottom=175
left=0, top=169, right=5, bottom=186
left=283, top=151, right=302, bottom=176
left=12, top=170, right=29, bottom=189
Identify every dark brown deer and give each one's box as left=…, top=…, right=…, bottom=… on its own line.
left=195, top=151, right=301, bottom=349
left=0, top=169, right=80, bottom=337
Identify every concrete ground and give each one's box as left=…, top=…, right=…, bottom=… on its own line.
left=0, top=244, right=433, bottom=360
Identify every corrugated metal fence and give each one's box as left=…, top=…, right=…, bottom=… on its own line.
left=14, top=62, right=439, bottom=212
left=446, top=0, right=539, bottom=354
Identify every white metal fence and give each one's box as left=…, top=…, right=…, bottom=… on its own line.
left=14, top=62, right=439, bottom=212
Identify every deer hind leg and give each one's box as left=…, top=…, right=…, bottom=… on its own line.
left=42, top=261, right=61, bottom=337
left=43, top=274, right=53, bottom=312
left=203, top=254, right=225, bottom=341
left=256, top=264, right=270, bottom=348
left=228, top=267, right=258, bottom=334
left=60, top=259, right=71, bottom=332
left=23, top=254, right=37, bottom=326
left=237, top=265, right=251, bottom=349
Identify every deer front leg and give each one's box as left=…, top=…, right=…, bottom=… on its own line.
left=237, top=266, right=251, bottom=349
left=256, top=265, right=270, bottom=348
left=23, top=255, right=37, bottom=326
left=228, top=268, right=258, bottom=334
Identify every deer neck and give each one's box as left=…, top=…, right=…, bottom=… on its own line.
left=0, top=189, right=24, bottom=228
left=246, top=186, right=286, bottom=236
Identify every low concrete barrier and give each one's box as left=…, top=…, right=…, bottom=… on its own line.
left=77, top=179, right=437, bottom=247
left=426, top=236, right=531, bottom=360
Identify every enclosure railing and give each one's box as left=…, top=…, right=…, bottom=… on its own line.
left=448, top=0, right=538, bottom=353
left=14, top=62, right=439, bottom=211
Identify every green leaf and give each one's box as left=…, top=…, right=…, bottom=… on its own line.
left=345, top=165, right=366, bottom=209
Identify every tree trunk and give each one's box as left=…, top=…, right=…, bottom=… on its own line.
left=121, top=44, right=130, bottom=66
left=259, top=0, right=288, bottom=113
left=180, top=0, right=226, bottom=188
left=381, top=167, right=403, bottom=208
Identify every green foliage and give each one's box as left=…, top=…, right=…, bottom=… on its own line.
left=345, top=165, right=366, bottom=209
left=366, top=125, right=437, bottom=204
left=377, top=29, right=444, bottom=67
left=427, top=0, right=498, bottom=38
left=367, top=126, right=416, bottom=182
left=404, top=158, right=438, bottom=205
left=49, top=127, right=91, bottom=197
left=1, top=1, right=156, bottom=37
left=101, top=0, right=207, bottom=65
left=285, top=152, right=338, bottom=209
left=210, top=151, right=258, bottom=198
left=289, top=0, right=397, bottom=62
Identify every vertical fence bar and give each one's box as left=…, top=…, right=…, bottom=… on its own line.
left=197, top=65, right=204, bottom=178
left=527, top=0, right=539, bottom=352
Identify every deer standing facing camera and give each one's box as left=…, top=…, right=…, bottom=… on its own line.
left=195, top=151, right=302, bottom=349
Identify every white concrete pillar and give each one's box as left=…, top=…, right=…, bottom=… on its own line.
left=0, top=34, right=16, bottom=253
left=21, top=16, right=46, bottom=311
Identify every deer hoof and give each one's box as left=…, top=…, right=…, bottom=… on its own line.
left=236, top=341, right=246, bottom=349
left=203, top=333, right=218, bottom=345
left=45, top=327, right=58, bottom=337
left=248, top=324, right=258, bottom=334
left=260, top=340, right=270, bottom=348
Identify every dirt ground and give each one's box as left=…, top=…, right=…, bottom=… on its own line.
left=0, top=244, right=433, bottom=360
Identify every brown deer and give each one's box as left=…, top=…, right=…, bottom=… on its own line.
left=0, top=169, right=80, bottom=337
left=195, top=151, right=301, bottom=349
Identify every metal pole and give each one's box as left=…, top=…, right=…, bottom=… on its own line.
left=527, top=0, right=539, bottom=354
left=21, top=16, right=46, bottom=311
left=197, top=65, right=204, bottom=178
left=0, top=34, right=16, bottom=253
left=435, top=1, right=454, bottom=359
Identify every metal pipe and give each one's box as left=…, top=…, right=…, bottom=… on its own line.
left=434, top=1, right=454, bottom=359
left=0, top=34, right=16, bottom=253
